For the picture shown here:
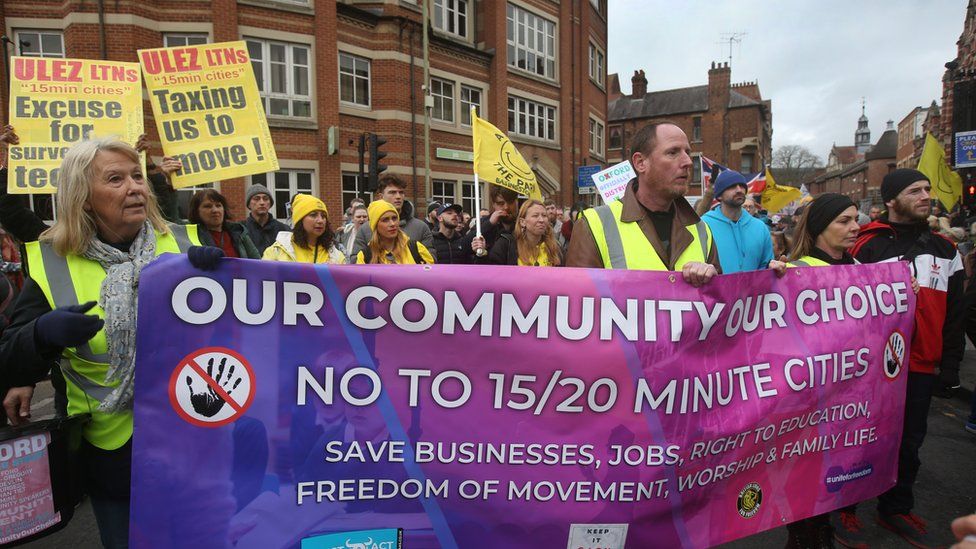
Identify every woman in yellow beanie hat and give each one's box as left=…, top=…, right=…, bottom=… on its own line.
left=356, top=200, right=434, bottom=264
left=262, top=194, right=345, bottom=264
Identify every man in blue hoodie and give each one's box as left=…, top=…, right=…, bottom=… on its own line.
left=702, top=170, right=774, bottom=273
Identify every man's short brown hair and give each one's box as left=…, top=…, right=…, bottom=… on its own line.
left=630, top=121, right=680, bottom=158
left=376, top=174, right=407, bottom=194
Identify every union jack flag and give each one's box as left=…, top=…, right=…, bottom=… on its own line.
left=699, top=155, right=727, bottom=192
left=745, top=167, right=767, bottom=194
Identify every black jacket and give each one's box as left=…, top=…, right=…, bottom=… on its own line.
left=244, top=215, right=290, bottom=255
left=430, top=230, right=474, bottom=264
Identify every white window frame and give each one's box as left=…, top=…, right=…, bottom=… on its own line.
left=431, top=180, right=457, bottom=205
left=14, top=30, right=64, bottom=58
left=433, top=0, right=469, bottom=39
left=248, top=170, right=315, bottom=221
left=430, top=78, right=455, bottom=123
left=341, top=172, right=371, bottom=209
left=461, top=181, right=477, bottom=216
left=460, top=85, right=482, bottom=126
left=588, top=42, right=605, bottom=87
left=163, top=33, right=209, bottom=47
left=508, top=95, right=557, bottom=142
left=506, top=4, right=557, bottom=80
left=589, top=117, right=605, bottom=157
left=246, top=38, right=312, bottom=118
left=338, top=52, right=371, bottom=108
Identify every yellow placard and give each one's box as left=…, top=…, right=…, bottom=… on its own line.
left=6, top=57, right=143, bottom=194
left=139, top=41, right=278, bottom=189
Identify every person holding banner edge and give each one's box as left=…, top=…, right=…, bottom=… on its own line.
left=565, top=121, right=720, bottom=285
left=0, top=137, right=203, bottom=548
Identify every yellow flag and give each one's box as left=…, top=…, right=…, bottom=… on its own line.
left=760, top=168, right=801, bottom=214
left=917, top=132, right=962, bottom=210
left=471, top=109, right=541, bottom=199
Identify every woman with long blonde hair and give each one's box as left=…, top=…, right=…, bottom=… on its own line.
left=487, top=199, right=562, bottom=266
left=356, top=199, right=434, bottom=264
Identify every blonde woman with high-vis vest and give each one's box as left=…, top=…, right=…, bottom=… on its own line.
left=0, top=137, right=202, bottom=548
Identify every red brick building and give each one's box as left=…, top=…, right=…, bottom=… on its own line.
left=605, top=61, right=772, bottom=196
left=1, top=0, right=608, bottom=221
left=808, top=121, right=897, bottom=206
left=895, top=101, right=940, bottom=169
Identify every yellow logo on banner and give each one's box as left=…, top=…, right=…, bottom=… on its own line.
left=139, top=41, right=278, bottom=188
left=6, top=57, right=144, bottom=194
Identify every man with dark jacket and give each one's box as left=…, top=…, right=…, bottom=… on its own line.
left=430, top=203, right=474, bottom=264
left=832, top=168, right=965, bottom=549
left=350, top=175, right=433, bottom=261
left=244, top=184, right=289, bottom=254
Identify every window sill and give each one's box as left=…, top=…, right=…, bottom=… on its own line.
left=588, top=76, right=605, bottom=91
left=511, top=135, right=560, bottom=151
left=266, top=116, right=318, bottom=130
left=507, top=66, right=559, bottom=87
left=238, top=0, right=314, bottom=15
left=431, top=28, right=474, bottom=47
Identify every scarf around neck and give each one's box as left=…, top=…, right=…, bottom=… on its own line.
left=81, top=221, right=157, bottom=412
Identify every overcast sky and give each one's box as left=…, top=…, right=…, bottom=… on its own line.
left=607, top=0, right=967, bottom=162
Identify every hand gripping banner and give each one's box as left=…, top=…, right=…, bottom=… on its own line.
left=130, top=256, right=914, bottom=548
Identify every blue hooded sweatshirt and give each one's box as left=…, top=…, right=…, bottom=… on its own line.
left=702, top=207, right=774, bottom=273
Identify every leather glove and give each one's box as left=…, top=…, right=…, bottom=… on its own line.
left=188, top=245, right=224, bottom=270
left=34, top=301, right=103, bottom=349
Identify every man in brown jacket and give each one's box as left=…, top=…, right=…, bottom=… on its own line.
left=566, top=122, right=721, bottom=286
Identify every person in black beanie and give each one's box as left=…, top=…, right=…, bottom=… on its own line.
left=830, top=168, right=965, bottom=549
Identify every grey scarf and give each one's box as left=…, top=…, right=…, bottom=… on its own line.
left=82, top=221, right=157, bottom=412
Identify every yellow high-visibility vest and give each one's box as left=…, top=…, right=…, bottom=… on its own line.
left=25, top=224, right=199, bottom=450
left=583, top=200, right=712, bottom=270
left=787, top=255, right=830, bottom=268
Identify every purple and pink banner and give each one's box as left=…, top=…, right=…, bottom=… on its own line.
left=130, top=256, right=915, bottom=548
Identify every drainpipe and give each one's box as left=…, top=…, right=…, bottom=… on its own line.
left=97, top=0, right=108, bottom=60
left=409, top=24, right=419, bottom=205
left=422, top=0, right=432, bottom=208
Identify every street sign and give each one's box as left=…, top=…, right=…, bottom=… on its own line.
left=436, top=148, right=474, bottom=162
left=577, top=164, right=602, bottom=190
left=955, top=131, right=976, bottom=168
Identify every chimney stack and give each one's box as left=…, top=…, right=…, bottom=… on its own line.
left=631, top=69, right=647, bottom=98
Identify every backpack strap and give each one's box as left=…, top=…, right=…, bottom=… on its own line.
left=408, top=239, right=425, bottom=264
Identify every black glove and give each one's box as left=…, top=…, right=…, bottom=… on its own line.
left=934, top=367, right=961, bottom=398
left=34, top=301, right=104, bottom=349
left=188, top=246, right=224, bottom=270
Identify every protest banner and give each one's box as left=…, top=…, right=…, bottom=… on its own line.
left=0, top=433, right=59, bottom=544
left=6, top=57, right=143, bottom=194
left=138, top=41, right=278, bottom=188
left=130, top=257, right=914, bottom=548
left=591, top=161, right=636, bottom=203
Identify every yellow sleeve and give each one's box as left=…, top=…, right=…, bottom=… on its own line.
left=417, top=242, right=435, bottom=264
left=262, top=244, right=280, bottom=261
left=355, top=251, right=366, bottom=264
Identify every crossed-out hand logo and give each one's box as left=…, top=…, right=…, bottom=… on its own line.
left=883, top=330, right=906, bottom=381
left=169, top=347, right=255, bottom=427
left=736, top=482, right=763, bottom=518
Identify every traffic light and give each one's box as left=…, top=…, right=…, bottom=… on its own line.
left=367, top=133, right=388, bottom=192
left=966, top=182, right=976, bottom=208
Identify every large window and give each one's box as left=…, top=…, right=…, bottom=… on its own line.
left=342, top=173, right=371, bottom=210
left=164, top=34, right=208, bottom=47
left=433, top=0, right=468, bottom=39
left=460, top=86, right=482, bottom=126
left=431, top=180, right=457, bottom=205
left=508, top=96, right=556, bottom=141
left=589, top=118, right=605, bottom=156
left=430, top=78, right=455, bottom=123
left=588, top=43, right=605, bottom=86
left=339, top=52, right=371, bottom=107
left=506, top=4, right=556, bottom=79
left=461, top=181, right=477, bottom=216
left=249, top=170, right=314, bottom=221
left=247, top=38, right=312, bottom=118
left=15, top=30, right=64, bottom=58
left=741, top=153, right=755, bottom=174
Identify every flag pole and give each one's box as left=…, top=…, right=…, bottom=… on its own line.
left=472, top=106, right=486, bottom=256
